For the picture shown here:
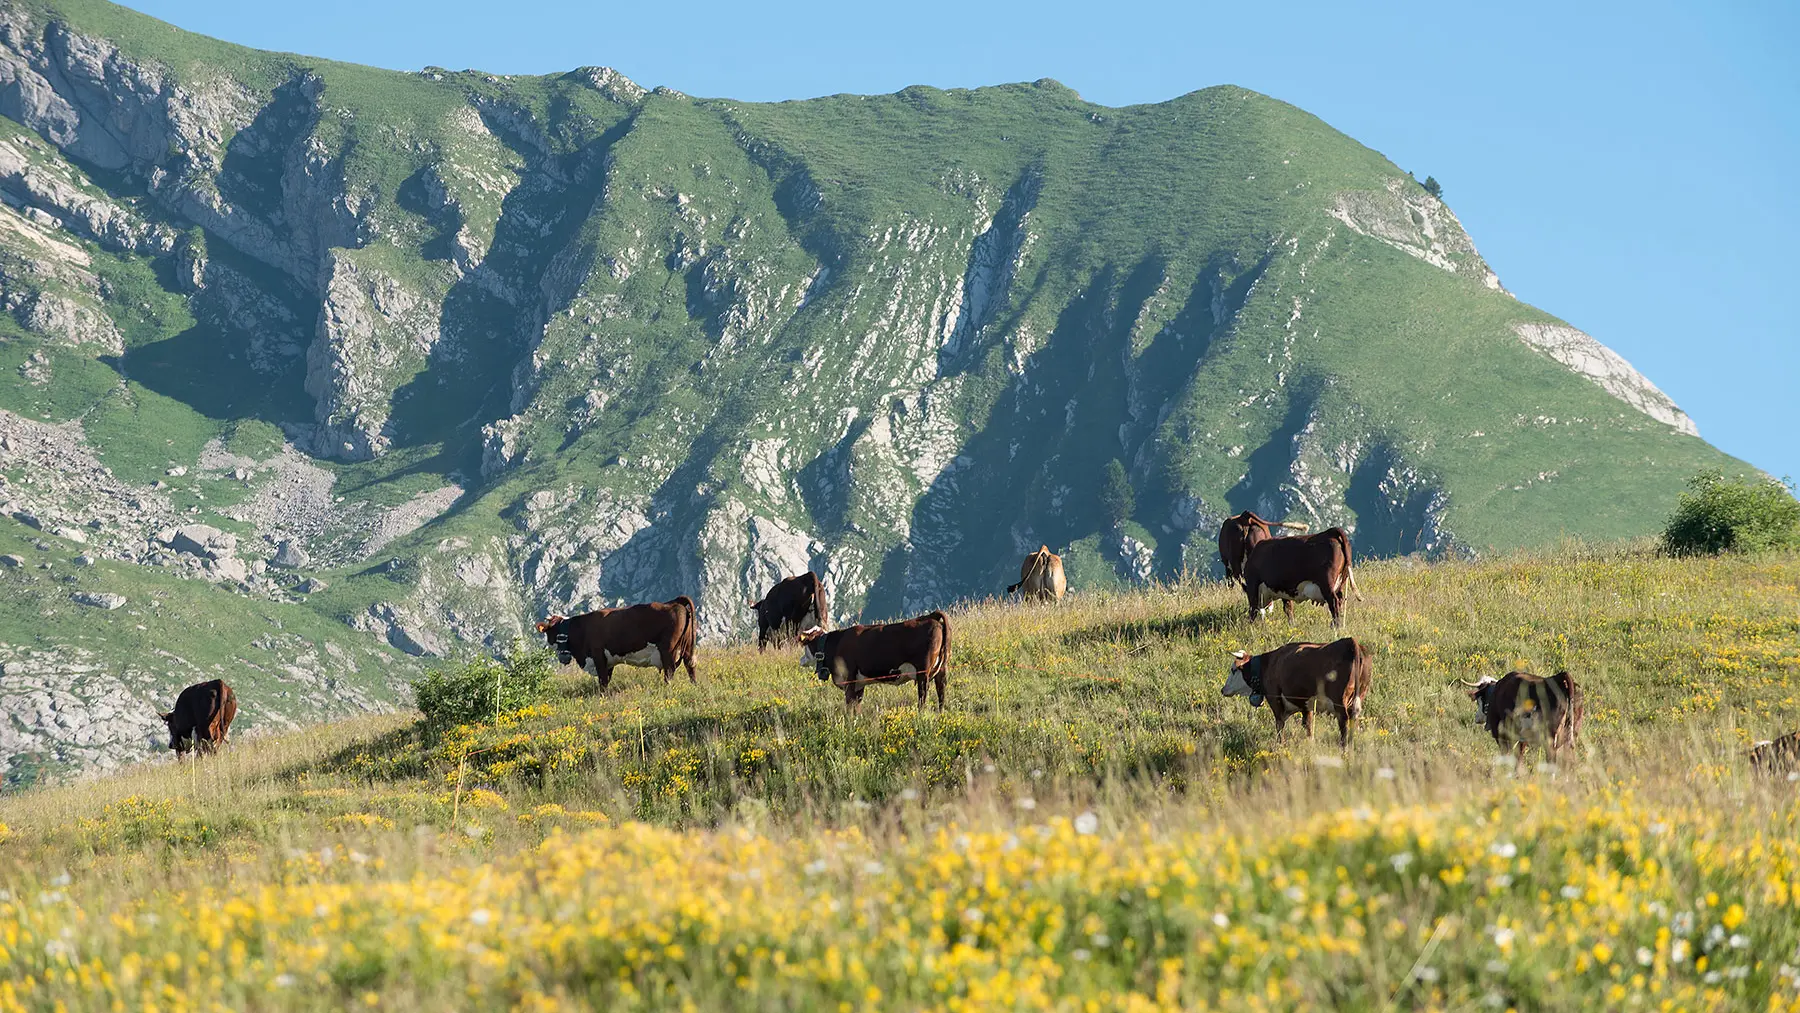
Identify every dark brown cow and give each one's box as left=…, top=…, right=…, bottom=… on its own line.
left=798, top=611, right=950, bottom=712
left=750, top=572, right=828, bottom=650
left=1221, top=638, right=1372, bottom=748
left=158, top=679, right=237, bottom=756
left=1241, top=526, right=1361, bottom=627
left=535, top=596, right=698, bottom=688
left=1217, top=511, right=1308, bottom=585
left=1749, top=731, right=1800, bottom=775
left=1461, top=671, right=1583, bottom=760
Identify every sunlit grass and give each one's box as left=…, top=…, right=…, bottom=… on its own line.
left=1, top=546, right=1798, bottom=1010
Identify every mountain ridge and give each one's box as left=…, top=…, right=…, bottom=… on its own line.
left=0, top=0, right=1747, bottom=784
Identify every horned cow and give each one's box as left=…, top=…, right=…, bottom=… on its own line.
left=1747, top=731, right=1800, bottom=775
left=159, top=679, right=237, bottom=756
left=536, top=597, right=699, bottom=688
left=799, top=612, right=951, bottom=712
left=1221, top=638, right=1372, bottom=748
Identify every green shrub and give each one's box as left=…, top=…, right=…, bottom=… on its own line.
left=1101, top=458, right=1135, bottom=528
left=1661, top=469, right=1800, bottom=555
left=412, top=645, right=557, bottom=730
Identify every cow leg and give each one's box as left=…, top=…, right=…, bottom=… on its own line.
left=916, top=672, right=928, bottom=709
left=1327, top=592, right=1344, bottom=629
left=1282, top=599, right=1294, bottom=621
left=598, top=663, right=614, bottom=691
left=1337, top=708, right=1355, bottom=749
left=1246, top=584, right=1261, bottom=622
left=683, top=649, right=697, bottom=683
left=1301, top=705, right=1315, bottom=739
left=934, top=670, right=947, bottom=711
left=1271, top=701, right=1289, bottom=736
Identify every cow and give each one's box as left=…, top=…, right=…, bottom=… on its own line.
left=1218, top=511, right=1308, bottom=586
left=1747, top=731, right=1800, bottom=775
left=750, top=572, right=829, bottom=650
left=1221, top=638, right=1372, bottom=748
left=1005, top=546, right=1066, bottom=603
left=535, top=596, right=698, bottom=688
left=158, top=679, right=237, bottom=756
left=1461, top=671, right=1583, bottom=761
left=798, top=611, right=950, bottom=712
left=1241, top=526, right=1361, bottom=627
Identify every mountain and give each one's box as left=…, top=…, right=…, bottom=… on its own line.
left=0, top=0, right=1748, bottom=783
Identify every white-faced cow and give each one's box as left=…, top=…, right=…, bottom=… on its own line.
left=536, top=596, right=698, bottom=688
left=1241, top=526, right=1361, bottom=627
left=750, top=572, right=828, bottom=650
left=1222, top=638, right=1372, bottom=748
left=1217, top=511, right=1308, bottom=586
left=1463, top=671, right=1583, bottom=761
left=799, top=611, right=950, bottom=712
left=1006, top=546, right=1066, bottom=603
left=159, top=679, right=237, bottom=756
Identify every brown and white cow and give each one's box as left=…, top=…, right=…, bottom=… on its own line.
left=1241, top=526, right=1361, bottom=627
left=536, top=596, right=698, bottom=688
left=1006, top=545, right=1066, bottom=602
left=159, top=679, right=237, bottom=756
left=799, top=611, right=950, bottom=712
left=1748, top=731, right=1800, bottom=775
left=750, top=572, right=829, bottom=650
left=1217, top=511, right=1308, bottom=586
left=1221, top=638, right=1372, bottom=748
left=1461, top=671, right=1583, bottom=761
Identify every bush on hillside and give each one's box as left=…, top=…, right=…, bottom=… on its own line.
left=1422, top=175, right=1443, bottom=199
left=1101, top=459, right=1135, bottom=528
left=1661, top=469, right=1800, bottom=555
left=412, top=645, right=557, bottom=730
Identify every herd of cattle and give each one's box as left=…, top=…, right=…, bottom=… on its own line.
left=153, top=511, right=1800, bottom=772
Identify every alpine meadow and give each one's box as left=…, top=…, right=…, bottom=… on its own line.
left=0, top=0, right=1797, bottom=1009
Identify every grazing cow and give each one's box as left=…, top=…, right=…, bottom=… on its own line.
left=535, top=596, right=698, bottom=688
left=1221, top=638, right=1372, bottom=748
left=799, top=611, right=950, bottom=712
left=1461, top=671, right=1584, bottom=760
left=1005, top=546, right=1066, bottom=603
left=1217, top=511, right=1308, bottom=585
left=750, top=572, right=829, bottom=650
left=1241, top=526, right=1361, bottom=627
left=1746, top=731, right=1800, bottom=774
left=159, top=679, right=237, bottom=756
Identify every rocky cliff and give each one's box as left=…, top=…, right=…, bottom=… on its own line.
left=0, top=0, right=1748, bottom=781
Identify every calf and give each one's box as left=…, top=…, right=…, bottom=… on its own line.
left=799, top=611, right=950, bottom=712
left=1221, top=638, right=1372, bottom=748
left=1747, top=731, right=1800, bottom=775
left=1462, top=671, right=1583, bottom=761
left=1241, top=526, right=1361, bottom=627
left=158, top=679, right=237, bottom=756
left=1217, top=511, right=1307, bottom=586
left=750, top=572, right=828, bottom=650
left=536, top=596, right=698, bottom=688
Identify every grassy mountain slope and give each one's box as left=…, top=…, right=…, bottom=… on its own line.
left=1, top=548, right=1798, bottom=1008
left=0, top=0, right=1759, bottom=780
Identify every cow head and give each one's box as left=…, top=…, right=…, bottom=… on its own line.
left=1222, top=651, right=1266, bottom=707
left=797, top=626, right=828, bottom=678
left=1461, top=676, right=1500, bottom=719
left=535, top=615, right=572, bottom=664
left=158, top=710, right=189, bottom=754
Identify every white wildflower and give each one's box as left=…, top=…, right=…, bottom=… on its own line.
left=1212, top=912, right=1230, bottom=928
left=1490, top=841, right=1518, bottom=859
left=805, top=859, right=828, bottom=875
left=863, top=860, right=885, bottom=875
left=1729, top=933, right=1749, bottom=949
left=469, top=908, right=492, bottom=926
left=1561, top=885, right=1583, bottom=900
left=1375, top=767, right=1397, bottom=780
left=1072, top=948, right=1091, bottom=962
left=1672, top=940, right=1691, bottom=963
left=1091, top=932, right=1111, bottom=947
left=899, top=788, right=919, bottom=801
left=1016, top=797, right=1037, bottom=811
left=1074, top=812, right=1099, bottom=836
left=1673, top=912, right=1695, bottom=936
left=1391, top=852, right=1414, bottom=872
left=1636, top=947, right=1654, bottom=966
left=1493, top=927, right=1514, bottom=948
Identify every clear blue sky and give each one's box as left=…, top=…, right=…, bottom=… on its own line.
left=122, top=0, right=1799, bottom=481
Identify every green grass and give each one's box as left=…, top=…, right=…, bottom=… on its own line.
left=0, top=548, right=1797, bottom=1009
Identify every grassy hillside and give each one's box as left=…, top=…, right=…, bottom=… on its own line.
left=2, top=548, right=1797, bottom=1009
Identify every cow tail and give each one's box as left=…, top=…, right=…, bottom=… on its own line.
left=811, top=571, right=830, bottom=630
left=1005, top=580, right=1022, bottom=595
left=930, top=610, right=951, bottom=685
left=682, top=597, right=699, bottom=661
left=1335, top=529, right=1364, bottom=601
left=1552, top=671, right=1582, bottom=744
left=1348, top=638, right=1372, bottom=716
